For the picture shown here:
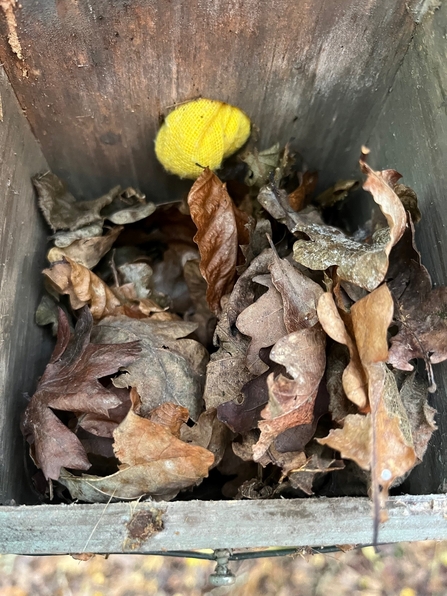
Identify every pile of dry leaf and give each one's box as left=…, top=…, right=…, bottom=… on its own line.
left=22, top=145, right=447, bottom=537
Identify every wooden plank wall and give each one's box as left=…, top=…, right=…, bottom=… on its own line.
left=369, top=2, right=447, bottom=494
left=0, top=0, right=422, bottom=202
left=0, top=68, right=52, bottom=505
left=1, top=496, right=447, bottom=553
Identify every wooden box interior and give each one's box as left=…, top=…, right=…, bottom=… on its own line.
left=1, top=0, right=447, bottom=553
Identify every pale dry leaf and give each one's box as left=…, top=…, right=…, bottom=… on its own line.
left=43, top=257, right=123, bottom=320
left=317, top=291, right=368, bottom=408
left=180, top=408, right=232, bottom=468
left=293, top=156, right=406, bottom=292
left=236, top=274, right=287, bottom=375
left=59, top=407, right=214, bottom=502
left=47, top=226, right=123, bottom=269
left=268, top=238, right=323, bottom=332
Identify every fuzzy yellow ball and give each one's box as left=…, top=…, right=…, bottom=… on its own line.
left=155, top=98, right=251, bottom=179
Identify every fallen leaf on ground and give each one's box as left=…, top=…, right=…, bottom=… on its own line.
left=254, top=327, right=326, bottom=460
left=33, top=172, right=115, bottom=231
left=180, top=408, right=232, bottom=468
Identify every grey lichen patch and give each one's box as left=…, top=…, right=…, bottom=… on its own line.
left=123, top=508, right=165, bottom=551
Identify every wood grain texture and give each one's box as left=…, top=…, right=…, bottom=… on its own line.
left=368, top=2, right=447, bottom=494
left=0, top=0, right=417, bottom=201
left=1, top=495, right=447, bottom=553
left=0, top=68, right=53, bottom=506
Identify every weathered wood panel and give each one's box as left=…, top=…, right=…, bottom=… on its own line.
left=1, top=495, right=447, bottom=554
left=0, top=0, right=420, bottom=201
left=368, top=2, right=447, bottom=494
left=0, top=68, right=53, bottom=505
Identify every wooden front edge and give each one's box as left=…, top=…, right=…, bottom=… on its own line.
left=1, top=495, right=447, bottom=554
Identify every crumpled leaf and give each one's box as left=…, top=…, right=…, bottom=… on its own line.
left=286, top=445, right=345, bottom=495
left=43, top=257, right=123, bottom=320
left=317, top=291, right=368, bottom=408
left=315, top=179, right=359, bottom=208
left=318, top=414, right=372, bottom=470
left=394, top=183, right=421, bottom=224
left=258, top=182, right=323, bottom=232
left=292, top=157, right=406, bottom=292
left=52, top=224, right=104, bottom=248
left=241, top=143, right=281, bottom=188
left=398, top=372, right=436, bottom=463
left=227, top=249, right=274, bottom=328
left=217, top=349, right=284, bottom=433
left=387, top=221, right=447, bottom=391
left=203, top=295, right=253, bottom=410
left=94, top=317, right=207, bottom=421
left=35, top=293, right=60, bottom=335
left=187, top=167, right=251, bottom=313
left=351, top=285, right=417, bottom=537
left=21, top=307, right=140, bottom=480
left=43, top=257, right=159, bottom=321
left=180, top=408, right=232, bottom=468
left=253, top=327, right=326, bottom=460
left=236, top=274, right=287, bottom=375
left=59, top=394, right=214, bottom=502
left=100, top=187, right=156, bottom=224
left=47, top=226, right=123, bottom=269
left=268, top=237, right=323, bottom=332
left=33, top=172, right=115, bottom=232
left=288, top=171, right=318, bottom=212
left=34, top=172, right=155, bottom=231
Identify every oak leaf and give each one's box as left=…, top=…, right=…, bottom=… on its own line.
left=236, top=274, right=288, bottom=375
left=292, top=157, right=406, bottom=291
left=59, top=399, right=214, bottom=502
left=94, top=317, right=207, bottom=421
left=21, top=307, right=140, bottom=480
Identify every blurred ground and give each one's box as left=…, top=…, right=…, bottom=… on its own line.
left=1, top=542, right=447, bottom=596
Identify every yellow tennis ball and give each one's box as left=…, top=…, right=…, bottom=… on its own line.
left=155, top=98, right=251, bottom=179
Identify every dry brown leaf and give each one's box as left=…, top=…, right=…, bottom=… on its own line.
left=33, top=172, right=115, bottom=231
left=318, top=414, right=372, bottom=470
left=21, top=307, right=140, bottom=480
left=187, top=167, right=251, bottom=314
left=386, top=221, right=447, bottom=391
left=47, top=226, right=123, bottom=269
left=43, top=257, right=123, bottom=320
left=253, top=327, right=326, bottom=460
left=236, top=274, right=288, bottom=375
left=268, top=238, right=323, bottom=332
left=59, top=405, right=214, bottom=502
left=180, top=408, right=232, bottom=468
left=317, top=291, right=368, bottom=408
left=293, top=156, right=406, bottom=292
left=94, top=317, right=206, bottom=421
left=351, top=284, right=416, bottom=538
left=203, top=295, right=253, bottom=410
